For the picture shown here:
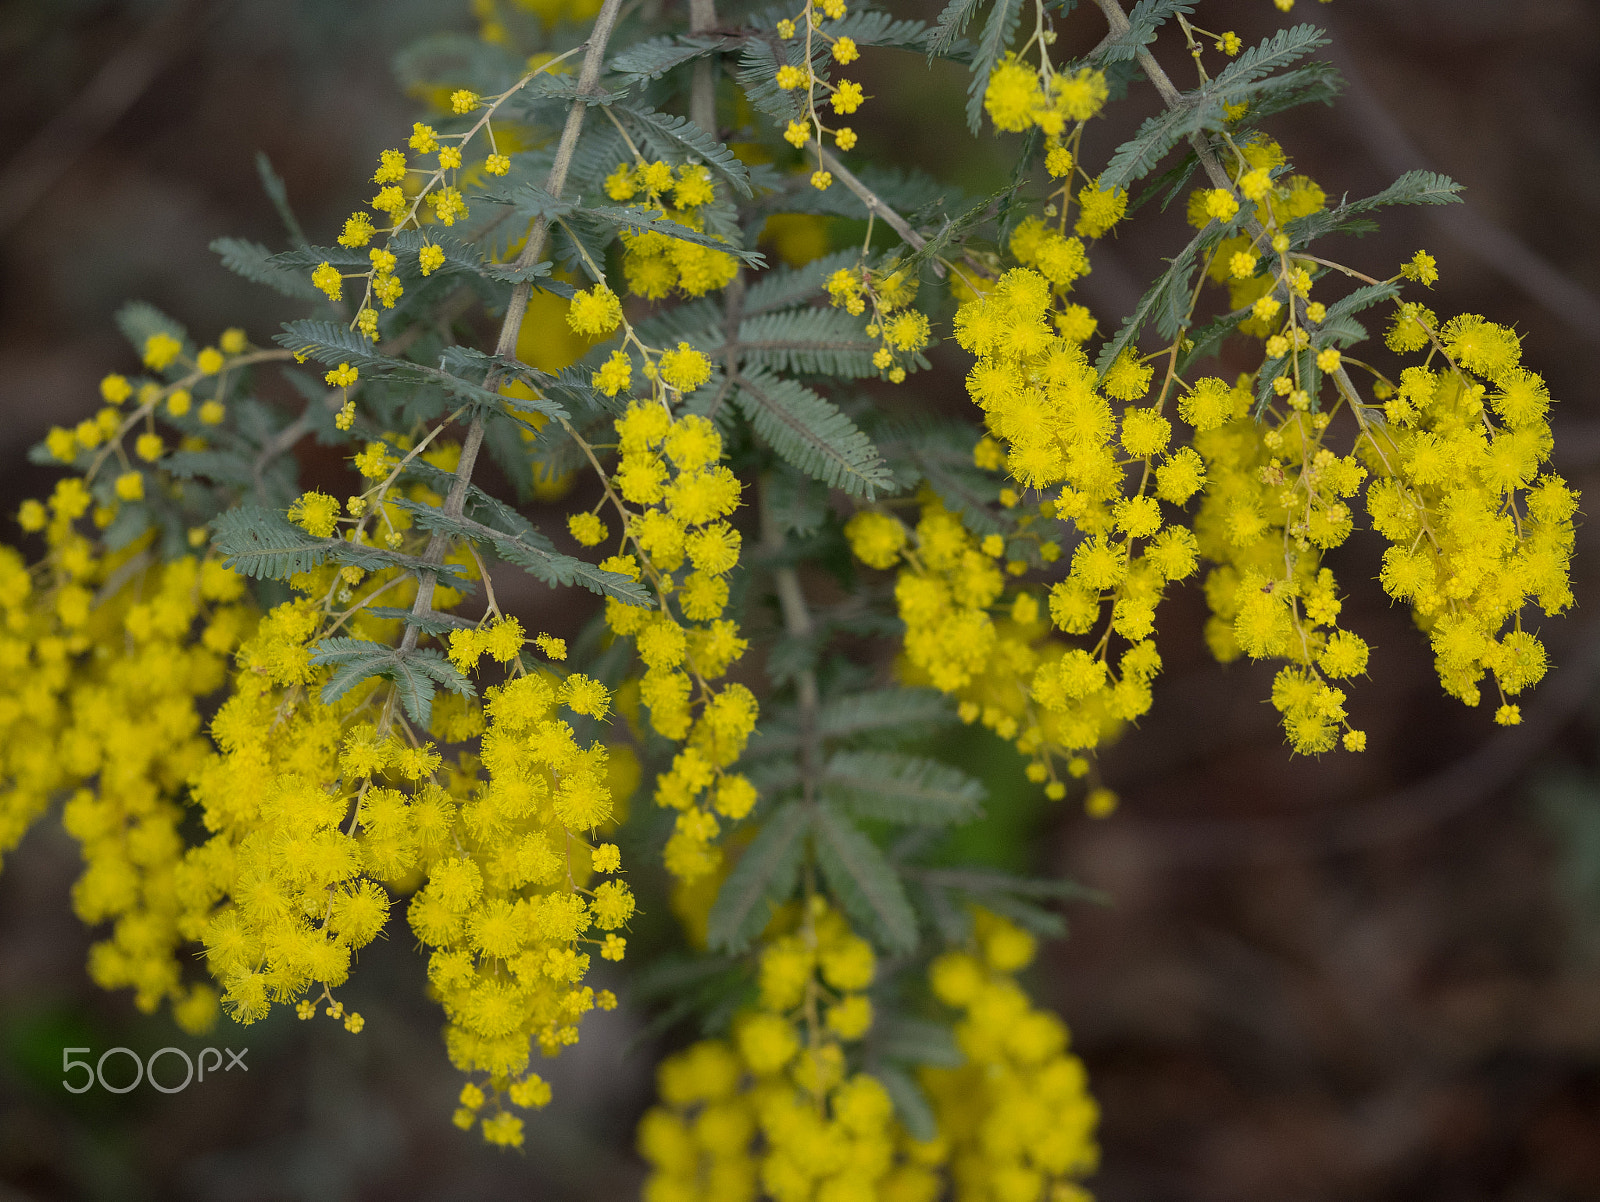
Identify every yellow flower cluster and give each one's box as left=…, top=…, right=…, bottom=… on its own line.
left=983, top=57, right=1108, bottom=139
left=773, top=0, right=867, bottom=185
left=604, top=160, right=740, bottom=300
left=638, top=902, right=937, bottom=1202
left=1364, top=308, right=1574, bottom=725
left=0, top=522, right=251, bottom=1032
left=1189, top=376, right=1376, bottom=752
left=598, top=402, right=758, bottom=881
left=849, top=268, right=1202, bottom=792
left=982, top=56, right=1124, bottom=243
left=924, top=913, right=1099, bottom=1202
left=179, top=581, right=633, bottom=1147
left=638, top=906, right=1099, bottom=1202
left=825, top=263, right=928, bottom=383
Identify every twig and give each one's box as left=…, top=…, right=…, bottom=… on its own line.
left=1091, top=0, right=1232, bottom=192
left=399, top=0, right=628, bottom=656
left=689, top=0, right=719, bottom=136
left=813, top=143, right=943, bottom=276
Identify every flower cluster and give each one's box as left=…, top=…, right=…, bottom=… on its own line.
left=0, top=534, right=251, bottom=1032
left=825, top=262, right=930, bottom=383
left=604, top=160, right=740, bottom=300
left=923, top=913, right=1100, bottom=1202
left=1364, top=307, right=1574, bottom=725
left=772, top=0, right=867, bottom=188
left=638, top=902, right=941, bottom=1202
left=1187, top=369, right=1377, bottom=751
left=595, top=401, right=759, bottom=881
left=847, top=267, right=1204, bottom=798
left=311, top=68, right=540, bottom=341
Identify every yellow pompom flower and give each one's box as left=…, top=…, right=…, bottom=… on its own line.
left=143, top=333, right=182, bottom=370
left=566, top=283, right=623, bottom=336
left=659, top=343, right=712, bottom=392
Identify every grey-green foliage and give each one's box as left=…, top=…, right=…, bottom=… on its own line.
left=1099, top=24, right=1332, bottom=191
left=311, top=637, right=474, bottom=725
left=820, top=752, right=986, bottom=825
left=813, top=800, right=919, bottom=953
left=1090, top=0, right=1196, bottom=64
left=706, top=802, right=814, bottom=953
left=735, top=307, right=879, bottom=377
left=733, top=371, right=896, bottom=498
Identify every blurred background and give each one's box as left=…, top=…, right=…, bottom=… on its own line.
left=1, top=0, right=1599, bottom=1198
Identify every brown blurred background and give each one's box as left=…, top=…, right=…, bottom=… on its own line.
left=2, top=0, right=1599, bottom=1198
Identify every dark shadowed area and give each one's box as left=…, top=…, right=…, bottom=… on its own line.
left=1, top=0, right=1598, bottom=1199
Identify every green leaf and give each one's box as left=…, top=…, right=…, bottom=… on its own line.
left=1100, top=27, right=1332, bottom=193
left=612, top=103, right=754, bottom=198
left=388, top=499, right=650, bottom=605
left=706, top=802, right=813, bottom=953
left=363, top=606, right=472, bottom=635
left=211, top=505, right=472, bottom=587
left=825, top=10, right=934, bottom=55
left=1287, top=169, right=1464, bottom=247
left=1176, top=310, right=1247, bottom=374
left=211, top=237, right=319, bottom=299
left=899, top=185, right=1016, bottom=279
left=210, top=505, right=327, bottom=579
left=928, top=0, right=982, bottom=60
left=812, top=802, right=918, bottom=953
left=254, top=151, right=307, bottom=247
left=275, top=320, right=563, bottom=420
left=1089, top=0, right=1196, bottom=64
left=817, top=688, right=959, bottom=742
left=1093, top=226, right=1204, bottom=378
left=874, top=1016, right=964, bottom=1067
left=610, top=33, right=736, bottom=84
left=164, top=449, right=258, bottom=488
left=965, top=0, right=1025, bottom=134
left=1321, top=281, right=1401, bottom=325
left=734, top=307, right=879, bottom=377
left=267, top=244, right=373, bottom=271
left=1099, top=100, right=1225, bottom=194
left=1210, top=23, right=1328, bottom=92
left=1357, top=168, right=1464, bottom=210
left=734, top=35, right=806, bottom=122
left=821, top=751, right=985, bottom=826
left=741, top=249, right=862, bottom=315
left=873, top=1065, right=938, bottom=1143
left=311, top=638, right=474, bottom=726
left=734, top=370, right=895, bottom=498
left=911, top=867, right=1108, bottom=903
left=275, top=318, right=392, bottom=373
left=877, top=417, right=1004, bottom=535
left=577, top=202, right=766, bottom=266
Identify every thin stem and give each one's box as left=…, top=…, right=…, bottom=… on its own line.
left=760, top=475, right=818, bottom=786
left=400, top=0, right=628, bottom=656
left=1091, top=0, right=1230, bottom=190
left=812, top=143, right=944, bottom=276
left=688, top=0, right=718, bottom=136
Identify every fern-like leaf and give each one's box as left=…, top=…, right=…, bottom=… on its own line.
left=613, top=103, right=754, bottom=197
left=821, top=751, right=986, bottom=826
left=733, top=370, right=895, bottom=498
left=706, top=802, right=812, bottom=953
